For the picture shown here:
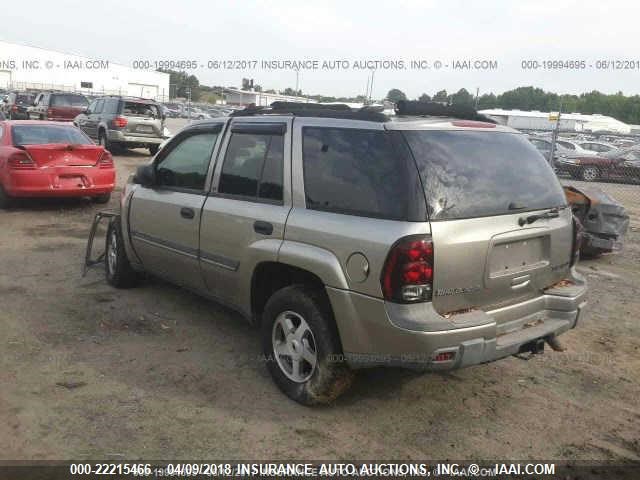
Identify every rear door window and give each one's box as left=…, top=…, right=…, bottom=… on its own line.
left=402, top=130, right=566, bottom=220
left=218, top=131, right=284, bottom=202
left=302, top=127, right=423, bottom=221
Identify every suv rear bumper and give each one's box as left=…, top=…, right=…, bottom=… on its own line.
left=107, top=130, right=164, bottom=145
left=327, top=268, right=587, bottom=370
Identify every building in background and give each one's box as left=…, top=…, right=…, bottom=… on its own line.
left=0, top=40, right=170, bottom=100
left=480, top=108, right=631, bottom=134
left=223, top=88, right=316, bottom=106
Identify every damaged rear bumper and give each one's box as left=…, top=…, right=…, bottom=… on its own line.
left=327, top=268, right=587, bottom=370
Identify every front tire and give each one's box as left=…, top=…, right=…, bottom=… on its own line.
left=105, top=220, right=138, bottom=288
left=261, top=285, right=354, bottom=405
left=93, top=193, right=111, bottom=204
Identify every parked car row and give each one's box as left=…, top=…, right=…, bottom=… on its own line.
left=528, top=134, right=640, bottom=182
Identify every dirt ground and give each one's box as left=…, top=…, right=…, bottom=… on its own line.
left=1, top=148, right=639, bottom=462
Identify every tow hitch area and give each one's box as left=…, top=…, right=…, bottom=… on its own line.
left=518, top=338, right=546, bottom=355
left=83, top=210, right=119, bottom=277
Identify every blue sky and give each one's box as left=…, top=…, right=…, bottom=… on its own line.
left=2, top=0, right=639, bottom=98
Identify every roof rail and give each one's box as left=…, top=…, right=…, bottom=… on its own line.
left=395, top=100, right=497, bottom=123
left=230, top=102, right=389, bottom=122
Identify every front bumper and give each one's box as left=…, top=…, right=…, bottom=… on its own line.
left=328, top=268, right=587, bottom=370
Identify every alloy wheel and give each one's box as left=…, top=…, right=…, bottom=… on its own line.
left=107, top=229, right=118, bottom=275
left=272, top=310, right=318, bottom=383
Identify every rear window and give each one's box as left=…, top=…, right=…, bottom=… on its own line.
left=15, top=94, right=33, bottom=104
left=12, top=125, right=92, bottom=145
left=302, top=127, right=425, bottom=221
left=122, top=102, right=160, bottom=118
left=51, top=94, right=88, bottom=108
left=402, top=131, right=567, bottom=220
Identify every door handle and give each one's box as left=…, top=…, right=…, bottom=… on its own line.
left=180, top=207, right=195, bottom=219
left=253, top=220, right=273, bottom=235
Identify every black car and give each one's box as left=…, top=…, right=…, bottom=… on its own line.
left=1, top=92, right=35, bottom=120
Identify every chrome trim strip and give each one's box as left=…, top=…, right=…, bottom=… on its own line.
left=131, top=231, right=198, bottom=259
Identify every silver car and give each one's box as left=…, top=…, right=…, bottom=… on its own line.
left=74, top=96, right=166, bottom=155
left=102, top=102, right=587, bottom=405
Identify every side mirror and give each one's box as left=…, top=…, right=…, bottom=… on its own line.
left=133, top=164, right=156, bottom=187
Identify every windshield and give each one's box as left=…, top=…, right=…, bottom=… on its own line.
left=402, top=130, right=567, bottom=220
left=12, top=125, right=93, bottom=145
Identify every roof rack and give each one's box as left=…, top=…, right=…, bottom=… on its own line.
left=230, top=102, right=389, bottom=122
left=395, top=100, right=497, bottom=123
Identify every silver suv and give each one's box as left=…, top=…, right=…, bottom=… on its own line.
left=74, top=96, right=166, bottom=155
left=103, top=102, right=587, bottom=405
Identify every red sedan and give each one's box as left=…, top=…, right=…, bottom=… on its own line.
left=0, top=121, right=115, bottom=208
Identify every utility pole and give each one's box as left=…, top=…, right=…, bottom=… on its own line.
left=187, top=87, right=192, bottom=122
left=364, top=75, right=370, bottom=103
left=474, top=87, right=480, bottom=109
left=368, top=70, right=375, bottom=104
left=295, top=69, right=300, bottom=95
left=548, top=99, right=563, bottom=168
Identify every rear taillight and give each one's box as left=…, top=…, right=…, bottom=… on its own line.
left=8, top=151, right=36, bottom=169
left=381, top=236, right=434, bottom=303
left=98, top=150, right=114, bottom=169
left=47, top=108, right=54, bottom=117
left=570, top=215, right=583, bottom=267
left=111, top=116, right=128, bottom=128
left=11, top=105, right=18, bottom=112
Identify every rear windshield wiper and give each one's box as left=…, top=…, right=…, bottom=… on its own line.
left=519, top=208, right=560, bottom=226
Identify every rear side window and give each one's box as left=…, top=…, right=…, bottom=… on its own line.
left=402, top=131, right=567, bottom=220
left=12, top=125, right=92, bottom=145
left=302, top=127, right=424, bottom=221
left=557, top=141, right=575, bottom=150
left=51, top=94, right=88, bottom=107
left=156, top=132, right=217, bottom=190
left=219, top=132, right=284, bottom=202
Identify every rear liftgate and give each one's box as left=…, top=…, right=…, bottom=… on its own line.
left=82, top=210, right=119, bottom=277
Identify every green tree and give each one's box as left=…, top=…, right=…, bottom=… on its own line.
left=158, top=69, right=201, bottom=100
left=418, top=93, right=431, bottom=102
left=450, top=88, right=474, bottom=106
left=386, top=88, right=407, bottom=103
left=432, top=89, right=448, bottom=103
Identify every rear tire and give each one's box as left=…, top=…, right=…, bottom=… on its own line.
left=148, top=144, right=159, bottom=156
left=105, top=220, right=138, bottom=288
left=98, top=131, right=110, bottom=152
left=261, top=284, right=354, bottom=406
left=580, top=166, right=600, bottom=182
left=0, top=184, right=13, bottom=209
left=93, top=193, right=111, bottom=204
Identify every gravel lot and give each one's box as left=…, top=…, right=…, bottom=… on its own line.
left=1, top=145, right=639, bottom=461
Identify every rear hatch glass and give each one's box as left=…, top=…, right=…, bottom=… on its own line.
left=401, top=130, right=572, bottom=317
left=122, top=102, right=160, bottom=118
left=15, top=94, right=34, bottom=105
left=402, top=131, right=567, bottom=220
